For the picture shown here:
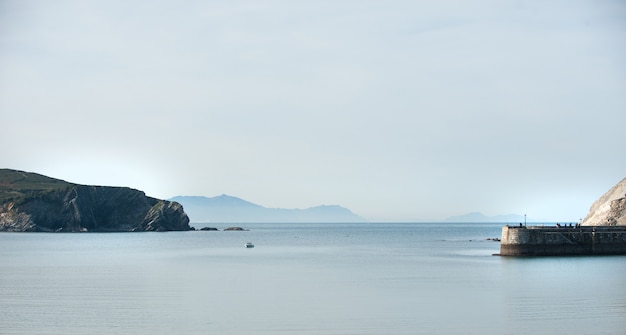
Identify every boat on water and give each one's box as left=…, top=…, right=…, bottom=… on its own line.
left=245, top=242, right=254, bottom=248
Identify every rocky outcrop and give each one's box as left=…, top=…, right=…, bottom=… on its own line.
left=0, top=169, right=190, bottom=232
left=581, top=177, right=626, bottom=226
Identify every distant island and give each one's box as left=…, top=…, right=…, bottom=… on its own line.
left=170, top=195, right=366, bottom=223
left=0, top=169, right=190, bottom=232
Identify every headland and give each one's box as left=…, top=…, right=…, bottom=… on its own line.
left=0, top=169, right=190, bottom=232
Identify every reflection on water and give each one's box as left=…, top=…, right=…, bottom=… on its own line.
left=1, top=223, right=625, bottom=334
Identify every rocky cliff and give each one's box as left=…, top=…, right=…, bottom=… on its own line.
left=581, top=177, right=626, bottom=226
left=0, top=169, right=190, bottom=232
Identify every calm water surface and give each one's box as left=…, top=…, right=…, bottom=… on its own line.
left=1, top=223, right=625, bottom=334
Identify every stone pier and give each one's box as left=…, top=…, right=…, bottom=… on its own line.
left=498, top=225, right=626, bottom=256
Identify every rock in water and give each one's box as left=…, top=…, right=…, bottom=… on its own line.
left=581, top=177, right=626, bottom=226
left=0, top=169, right=190, bottom=232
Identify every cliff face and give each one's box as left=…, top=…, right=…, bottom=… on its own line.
left=0, top=169, right=190, bottom=232
left=581, top=177, right=626, bottom=226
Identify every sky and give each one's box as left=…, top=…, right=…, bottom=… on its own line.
left=1, top=0, right=625, bottom=222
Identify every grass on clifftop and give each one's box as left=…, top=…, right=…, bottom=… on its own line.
left=0, top=169, right=73, bottom=202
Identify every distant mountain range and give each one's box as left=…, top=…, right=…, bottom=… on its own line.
left=169, top=195, right=367, bottom=223
left=443, top=212, right=529, bottom=223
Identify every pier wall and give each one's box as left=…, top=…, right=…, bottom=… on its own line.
left=499, top=225, right=626, bottom=256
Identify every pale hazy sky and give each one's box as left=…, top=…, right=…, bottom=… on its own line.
left=1, top=0, right=625, bottom=221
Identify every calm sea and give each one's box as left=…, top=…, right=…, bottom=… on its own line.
left=1, top=222, right=625, bottom=335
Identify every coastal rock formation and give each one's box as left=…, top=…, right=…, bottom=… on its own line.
left=0, top=169, right=191, bottom=232
left=581, top=177, right=626, bottom=226
left=224, top=227, right=248, bottom=231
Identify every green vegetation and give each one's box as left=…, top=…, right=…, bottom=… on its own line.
left=0, top=169, right=73, bottom=203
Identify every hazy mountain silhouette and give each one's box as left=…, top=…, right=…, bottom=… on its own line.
left=169, top=195, right=366, bottom=223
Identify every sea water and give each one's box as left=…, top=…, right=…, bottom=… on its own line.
left=1, top=223, right=625, bottom=335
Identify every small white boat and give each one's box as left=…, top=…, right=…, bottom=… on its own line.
left=245, top=242, right=254, bottom=248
